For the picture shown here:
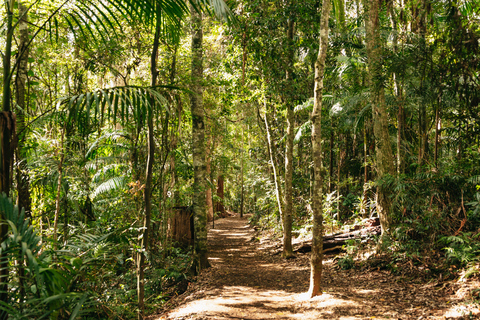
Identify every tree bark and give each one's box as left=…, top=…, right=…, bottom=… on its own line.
left=264, top=97, right=285, bottom=223
left=283, top=17, right=295, bottom=259
left=138, top=13, right=160, bottom=320
left=1, top=5, right=19, bottom=313
left=215, top=175, right=226, bottom=217
left=240, top=140, right=245, bottom=218
left=308, top=0, right=331, bottom=298
left=206, top=133, right=214, bottom=222
left=54, top=129, right=65, bottom=249
left=15, top=3, right=32, bottom=217
left=363, top=0, right=395, bottom=235
left=190, top=5, right=210, bottom=272
left=434, top=97, right=441, bottom=168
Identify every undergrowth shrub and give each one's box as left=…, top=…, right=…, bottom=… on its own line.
left=439, top=232, right=480, bottom=273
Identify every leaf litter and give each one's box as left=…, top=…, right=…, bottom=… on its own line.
left=149, top=215, right=480, bottom=320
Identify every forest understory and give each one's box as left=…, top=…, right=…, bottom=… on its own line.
left=151, top=215, right=480, bottom=320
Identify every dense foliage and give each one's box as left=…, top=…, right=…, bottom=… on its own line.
left=1, top=0, right=479, bottom=318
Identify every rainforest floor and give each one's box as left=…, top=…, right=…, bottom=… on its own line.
left=150, top=214, right=480, bottom=320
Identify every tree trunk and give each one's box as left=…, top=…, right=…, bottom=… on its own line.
left=240, top=143, right=244, bottom=218
left=0, top=112, right=15, bottom=317
left=54, top=129, right=65, bottom=249
left=264, top=97, right=285, bottom=222
left=434, top=99, right=441, bottom=167
left=308, top=0, right=331, bottom=298
left=215, top=175, right=226, bottom=217
left=416, top=0, right=428, bottom=168
left=15, top=3, right=31, bottom=217
left=364, top=0, right=395, bottom=235
left=138, top=14, right=161, bottom=320
left=190, top=5, right=210, bottom=272
left=362, top=124, right=369, bottom=218
left=206, top=134, right=214, bottom=222
left=329, top=129, right=334, bottom=193
left=388, top=1, right=405, bottom=176
left=283, top=17, right=295, bottom=259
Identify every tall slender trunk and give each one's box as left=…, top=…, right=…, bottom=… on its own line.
left=283, top=17, right=295, bottom=259
left=240, top=135, right=245, bottom=218
left=417, top=0, right=428, bottom=167
left=15, top=3, right=32, bottom=217
left=362, top=124, right=369, bottom=218
left=138, top=14, right=161, bottom=320
left=264, top=98, right=284, bottom=222
left=54, top=129, right=65, bottom=249
left=329, top=129, right=334, bottom=193
left=206, top=133, right=214, bottom=221
left=215, top=175, right=225, bottom=217
left=434, top=97, right=441, bottom=167
left=389, top=2, right=405, bottom=175
left=190, top=5, right=209, bottom=272
left=308, top=0, right=331, bottom=298
left=364, top=0, right=395, bottom=234
left=14, top=5, right=30, bottom=306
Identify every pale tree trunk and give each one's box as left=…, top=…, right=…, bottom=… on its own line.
left=240, top=136, right=245, bottom=218
left=15, top=3, right=31, bottom=217
left=283, top=17, right=295, bottom=259
left=364, top=0, right=395, bottom=234
left=308, top=0, right=331, bottom=298
left=54, top=129, right=65, bottom=249
left=434, top=92, right=441, bottom=168
left=388, top=2, right=405, bottom=175
left=264, top=97, right=284, bottom=223
left=362, top=124, right=369, bottom=218
left=206, top=133, right=214, bottom=222
left=190, top=4, right=210, bottom=272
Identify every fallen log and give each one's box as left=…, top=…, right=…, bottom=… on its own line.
left=294, top=223, right=381, bottom=254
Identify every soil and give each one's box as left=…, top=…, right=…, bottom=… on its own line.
left=150, top=214, right=480, bottom=320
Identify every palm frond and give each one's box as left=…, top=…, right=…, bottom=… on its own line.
left=91, top=176, right=127, bottom=199
left=57, top=86, right=170, bottom=130
left=294, top=120, right=312, bottom=144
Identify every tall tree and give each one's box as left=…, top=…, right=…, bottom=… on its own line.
left=1, top=0, right=17, bottom=313
left=308, top=0, right=331, bottom=298
left=283, top=8, right=295, bottom=259
left=363, top=0, right=395, bottom=234
left=15, top=2, right=31, bottom=216
left=190, top=3, right=210, bottom=272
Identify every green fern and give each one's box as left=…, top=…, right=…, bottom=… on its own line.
left=0, top=193, right=90, bottom=318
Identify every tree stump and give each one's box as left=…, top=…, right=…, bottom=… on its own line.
left=170, top=206, right=194, bottom=248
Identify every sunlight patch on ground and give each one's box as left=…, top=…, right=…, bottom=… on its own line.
left=297, top=292, right=358, bottom=308
left=223, top=233, right=248, bottom=237
left=166, top=288, right=363, bottom=320
left=356, top=289, right=379, bottom=295
left=443, top=304, right=480, bottom=318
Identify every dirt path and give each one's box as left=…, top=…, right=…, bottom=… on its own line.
left=153, top=215, right=480, bottom=320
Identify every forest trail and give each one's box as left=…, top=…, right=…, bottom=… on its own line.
left=153, top=215, right=480, bottom=320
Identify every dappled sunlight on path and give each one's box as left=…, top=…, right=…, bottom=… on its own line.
left=154, top=215, right=480, bottom=320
